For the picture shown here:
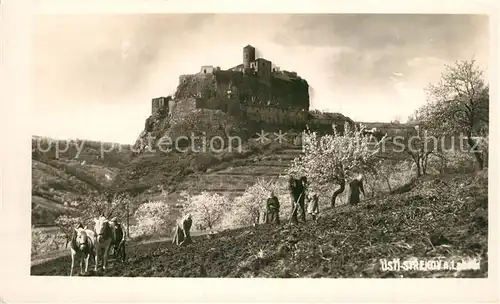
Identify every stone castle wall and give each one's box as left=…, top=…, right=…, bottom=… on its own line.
left=243, top=105, right=308, bottom=126
left=169, top=97, right=344, bottom=130
left=152, top=70, right=348, bottom=131
left=149, top=66, right=350, bottom=135
left=141, top=45, right=353, bottom=149
left=174, top=69, right=309, bottom=109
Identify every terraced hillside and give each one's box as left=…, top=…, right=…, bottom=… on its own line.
left=126, top=143, right=304, bottom=226
left=31, top=138, right=304, bottom=260
left=32, top=120, right=413, bottom=228
left=177, top=148, right=302, bottom=197
left=32, top=129, right=305, bottom=227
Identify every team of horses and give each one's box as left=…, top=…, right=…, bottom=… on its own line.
left=69, top=216, right=126, bottom=276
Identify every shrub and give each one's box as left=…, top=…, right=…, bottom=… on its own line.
left=189, top=154, right=221, bottom=172
left=362, top=160, right=415, bottom=197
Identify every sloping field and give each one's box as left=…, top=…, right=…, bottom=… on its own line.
left=31, top=171, right=488, bottom=278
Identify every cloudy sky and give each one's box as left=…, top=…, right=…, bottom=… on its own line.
left=33, top=14, right=489, bottom=144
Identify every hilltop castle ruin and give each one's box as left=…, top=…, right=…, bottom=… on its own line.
left=148, top=45, right=351, bottom=133
left=152, top=45, right=311, bottom=123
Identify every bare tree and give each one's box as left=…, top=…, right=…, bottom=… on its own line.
left=422, top=59, right=489, bottom=170
left=400, top=125, right=437, bottom=177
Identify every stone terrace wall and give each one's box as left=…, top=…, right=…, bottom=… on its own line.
left=243, top=105, right=308, bottom=127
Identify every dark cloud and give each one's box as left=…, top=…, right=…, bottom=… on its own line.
left=273, top=14, right=488, bottom=94
left=277, top=14, right=487, bottom=52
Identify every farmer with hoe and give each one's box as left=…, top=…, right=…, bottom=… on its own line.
left=265, top=191, right=281, bottom=225
left=288, top=176, right=308, bottom=224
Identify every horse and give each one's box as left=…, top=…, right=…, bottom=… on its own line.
left=93, top=216, right=114, bottom=271
left=69, top=227, right=96, bottom=276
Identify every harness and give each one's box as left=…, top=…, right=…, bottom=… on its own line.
left=72, top=234, right=90, bottom=255
left=79, top=239, right=90, bottom=255
left=97, top=222, right=111, bottom=242
left=98, top=229, right=106, bottom=238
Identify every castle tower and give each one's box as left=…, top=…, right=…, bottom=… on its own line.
left=243, top=45, right=256, bottom=69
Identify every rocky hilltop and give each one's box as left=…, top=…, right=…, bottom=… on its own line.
left=134, top=44, right=354, bottom=151
left=31, top=45, right=356, bottom=227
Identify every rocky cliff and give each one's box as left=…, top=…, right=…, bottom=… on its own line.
left=134, top=71, right=353, bottom=152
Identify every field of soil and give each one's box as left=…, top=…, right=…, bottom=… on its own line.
left=31, top=171, right=488, bottom=278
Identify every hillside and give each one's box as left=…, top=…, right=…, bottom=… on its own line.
left=31, top=137, right=135, bottom=226
left=31, top=119, right=411, bottom=228
left=110, top=138, right=305, bottom=226
left=30, top=136, right=306, bottom=258
left=31, top=131, right=304, bottom=227
left=136, top=96, right=353, bottom=153
left=31, top=170, right=488, bottom=278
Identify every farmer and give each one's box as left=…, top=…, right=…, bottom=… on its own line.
left=307, top=192, right=320, bottom=222
left=347, top=174, right=365, bottom=205
left=265, top=191, right=280, bottom=225
left=288, top=176, right=308, bottom=224
left=172, top=214, right=193, bottom=246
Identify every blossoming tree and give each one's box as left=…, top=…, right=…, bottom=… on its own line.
left=287, top=123, right=384, bottom=207
left=222, top=178, right=286, bottom=228
left=182, top=191, right=229, bottom=231
left=414, top=60, right=489, bottom=170
left=130, top=200, right=171, bottom=238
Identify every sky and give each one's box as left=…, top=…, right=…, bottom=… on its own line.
left=33, top=14, right=489, bottom=144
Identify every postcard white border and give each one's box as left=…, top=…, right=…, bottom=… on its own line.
left=1, top=0, right=499, bottom=303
